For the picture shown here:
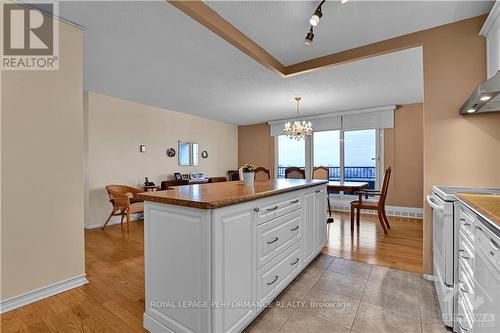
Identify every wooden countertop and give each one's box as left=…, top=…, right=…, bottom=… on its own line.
left=456, top=193, right=500, bottom=227
left=138, top=179, right=328, bottom=209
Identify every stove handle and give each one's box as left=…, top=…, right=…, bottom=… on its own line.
left=426, top=195, right=444, bottom=211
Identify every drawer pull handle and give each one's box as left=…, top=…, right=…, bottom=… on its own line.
left=458, top=250, right=471, bottom=260
left=490, top=239, right=500, bottom=251
left=459, top=283, right=471, bottom=294
left=253, top=207, right=260, bottom=213
left=267, top=237, right=279, bottom=244
left=291, top=226, right=299, bottom=231
left=315, top=190, right=321, bottom=193
left=267, top=206, right=279, bottom=211
left=290, top=258, right=300, bottom=265
left=267, top=275, right=279, bottom=286
left=457, top=319, right=470, bottom=332
left=290, top=199, right=299, bottom=204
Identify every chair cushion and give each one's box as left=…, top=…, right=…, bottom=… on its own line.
left=129, top=202, right=144, bottom=214
left=350, top=199, right=379, bottom=207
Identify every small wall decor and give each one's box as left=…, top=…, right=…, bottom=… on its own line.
left=174, top=172, right=182, bottom=180
left=139, top=145, right=146, bottom=153
left=167, top=148, right=176, bottom=157
left=201, top=150, right=208, bottom=159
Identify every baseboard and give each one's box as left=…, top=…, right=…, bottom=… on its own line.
left=329, top=197, right=423, bottom=219
left=85, top=213, right=143, bottom=229
left=0, top=274, right=89, bottom=314
left=423, top=274, right=435, bottom=281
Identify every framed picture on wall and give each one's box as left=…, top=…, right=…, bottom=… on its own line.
left=174, top=172, right=182, bottom=180
left=181, top=173, right=189, bottom=180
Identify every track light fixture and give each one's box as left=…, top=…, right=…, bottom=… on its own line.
left=309, top=0, right=325, bottom=27
left=304, top=26, right=314, bottom=46
left=305, top=0, right=350, bottom=46
left=309, top=6, right=322, bottom=26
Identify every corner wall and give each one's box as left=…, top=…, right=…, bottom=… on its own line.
left=84, top=92, right=238, bottom=228
left=384, top=103, right=423, bottom=208
left=238, top=123, right=275, bottom=177
left=1, top=21, right=85, bottom=301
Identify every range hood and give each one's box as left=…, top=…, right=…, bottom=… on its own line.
left=460, top=71, right=500, bottom=115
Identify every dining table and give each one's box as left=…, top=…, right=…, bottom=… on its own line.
left=325, top=181, right=370, bottom=222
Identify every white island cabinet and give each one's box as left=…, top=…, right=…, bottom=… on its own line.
left=139, top=180, right=328, bottom=333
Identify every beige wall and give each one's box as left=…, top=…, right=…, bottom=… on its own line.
left=1, top=22, right=85, bottom=300
left=384, top=103, right=423, bottom=208
left=238, top=123, right=275, bottom=177
left=85, top=92, right=238, bottom=227
left=419, top=16, right=500, bottom=272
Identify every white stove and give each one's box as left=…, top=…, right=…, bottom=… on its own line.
left=426, top=186, right=500, bottom=330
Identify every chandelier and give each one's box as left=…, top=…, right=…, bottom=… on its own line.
left=283, top=97, right=313, bottom=140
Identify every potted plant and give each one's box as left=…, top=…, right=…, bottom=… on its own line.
left=241, top=164, right=256, bottom=186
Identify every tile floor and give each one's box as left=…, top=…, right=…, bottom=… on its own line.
left=244, top=254, right=450, bottom=333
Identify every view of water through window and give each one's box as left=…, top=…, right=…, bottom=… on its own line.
left=277, top=129, right=377, bottom=189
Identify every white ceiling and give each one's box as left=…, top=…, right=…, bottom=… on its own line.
left=206, top=0, right=494, bottom=66
left=58, top=1, right=490, bottom=125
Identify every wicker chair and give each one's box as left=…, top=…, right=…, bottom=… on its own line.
left=103, top=185, right=144, bottom=232
left=285, top=167, right=305, bottom=179
left=254, top=167, right=271, bottom=180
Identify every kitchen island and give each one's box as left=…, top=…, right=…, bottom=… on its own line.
left=138, top=179, right=328, bottom=333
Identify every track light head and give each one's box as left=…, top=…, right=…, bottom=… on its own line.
left=304, top=26, right=314, bottom=46
left=309, top=7, right=322, bottom=26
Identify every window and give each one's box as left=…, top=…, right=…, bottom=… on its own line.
left=313, top=130, right=340, bottom=180
left=276, top=129, right=382, bottom=191
left=344, top=129, right=376, bottom=189
left=277, top=135, right=305, bottom=179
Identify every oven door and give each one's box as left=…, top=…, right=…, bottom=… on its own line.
left=427, top=193, right=454, bottom=285
left=427, top=193, right=455, bottom=327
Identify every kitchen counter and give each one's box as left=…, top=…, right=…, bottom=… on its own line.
left=138, top=179, right=328, bottom=209
left=456, top=193, right=500, bottom=231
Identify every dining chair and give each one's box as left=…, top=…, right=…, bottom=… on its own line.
left=103, top=185, right=144, bottom=232
left=312, top=166, right=329, bottom=180
left=350, top=167, right=392, bottom=234
left=208, top=177, right=227, bottom=183
left=254, top=167, right=271, bottom=180
left=161, top=179, right=189, bottom=190
left=313, top=166, right=334, bottom=224
left=227, top=170, right=240, bottom=181
left=285, top=167, right=305, bottom=179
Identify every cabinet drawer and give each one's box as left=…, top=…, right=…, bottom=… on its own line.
left=257, top=209, right=302, bottom=268
left=459, top=230, right=474, bottom=273
left=458, top=207, right=476, bottom=242
left=457, top=263, right=474, bottom=311
left=475, top=223, right=500, bottom=269
left=457, top=292, right=474, bottom=333
left=256, top=194, right=301, bottom=225
left=257, top=242, right=302, bottom=303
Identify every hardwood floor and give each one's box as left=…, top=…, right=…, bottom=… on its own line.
left=322, top=211, right=423, bottom=273
left=1, top=211, right=422, bottom=332
left=1, top=222, right=147, bottom=333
